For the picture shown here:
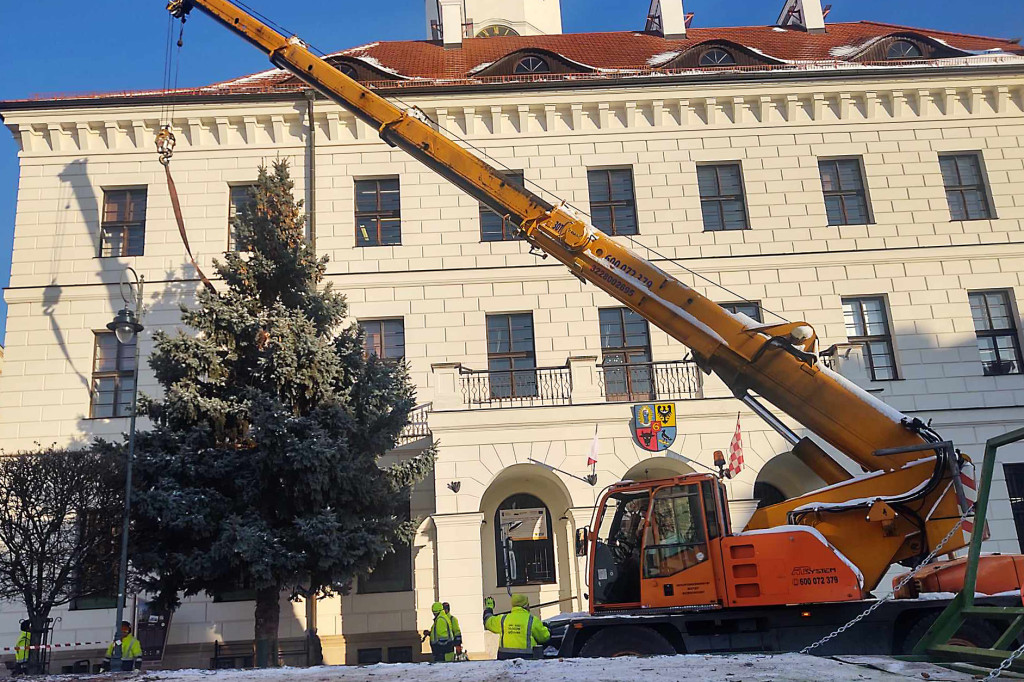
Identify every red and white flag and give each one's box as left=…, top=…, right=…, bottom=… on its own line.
left=728, top=413, right=744, bottom=477
left=587, top=425, right=599, bottom=467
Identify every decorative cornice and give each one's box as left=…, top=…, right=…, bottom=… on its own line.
left=5, top=80, right=1024, bottom=156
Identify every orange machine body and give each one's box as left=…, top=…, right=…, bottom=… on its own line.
left=590, top=476, right=863, bottom=613
left=893, top=555, right=1024, bottom=600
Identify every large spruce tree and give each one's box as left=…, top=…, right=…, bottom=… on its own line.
left=125, top=161, right=432, bottom=666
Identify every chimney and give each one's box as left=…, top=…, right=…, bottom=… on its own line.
left=439, top=0, right=465, bottom=47
left=646, top=0, right=687, bottom=40
left=777, top=0, right=826, bottom=34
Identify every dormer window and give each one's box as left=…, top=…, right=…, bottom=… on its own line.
left=337, top=63, right=358, bottom=78
left=514, top=56, right=550, bottom=74
left=699, top=48, right=736, bottom=66
left=886, top=40, right=923, bottom=59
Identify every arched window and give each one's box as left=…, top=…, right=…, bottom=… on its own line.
left=337, top=62, right=359, bottom=78
left=514, top=56, right=551, bottom=74
left=494, top=493, right=556, bottom=586
left=699, top=48, right=736, bottom=67
left=886, top=40, right=923, bottom=59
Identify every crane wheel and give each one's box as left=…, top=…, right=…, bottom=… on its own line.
left=578, top=626, right=677, bottom=658
left=900, top=614, right=1001, bottom=654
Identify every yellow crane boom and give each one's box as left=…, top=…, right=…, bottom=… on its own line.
left=165, top=0, right=972, bottom=591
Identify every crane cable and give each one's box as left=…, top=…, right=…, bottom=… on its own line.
left=157, top=15, right=217, bottom=295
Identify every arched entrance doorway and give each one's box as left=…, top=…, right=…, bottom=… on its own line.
left=623, top=455, right=695, bottom=481
left=479, top=464, right=574, bottom=618
left=754, top=451, right=827, bottom=509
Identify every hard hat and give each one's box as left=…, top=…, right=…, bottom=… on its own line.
left=431, top=602, right=444, bottom=615
left=120, top=621, right=132, bottom=633
left=511, top=594, right=529, bottom=608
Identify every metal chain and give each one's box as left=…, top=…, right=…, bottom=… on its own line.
left=982, top=639, right=1024, bottom=681
left=799, top=511, right=969, bottom=655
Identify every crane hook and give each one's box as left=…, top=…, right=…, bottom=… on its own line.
left=155, top=125, right=176, bottom=166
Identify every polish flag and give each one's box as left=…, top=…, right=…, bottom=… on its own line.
left=587, top=425, right=599, bottom=467
left=728, top=414, right=744, bottom=477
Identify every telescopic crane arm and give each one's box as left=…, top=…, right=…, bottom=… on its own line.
left=165, top=0, right=973, bottom=591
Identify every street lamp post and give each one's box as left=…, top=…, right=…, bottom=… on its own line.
left=107, top=267, right=144, bottom=671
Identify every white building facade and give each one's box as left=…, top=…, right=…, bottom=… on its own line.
left=2, top=0, right=1024, bottom=669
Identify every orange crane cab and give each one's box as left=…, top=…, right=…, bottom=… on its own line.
left=584, top=476, right=862, bottom=614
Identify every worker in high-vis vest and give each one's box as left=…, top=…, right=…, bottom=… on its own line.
left=428, top=602, right=461, bottom=662
left=482, top=594, right=550, bottom=660
left=103, top=621, right=142, bottom=672
left=12, top=620, right=30, bottom=676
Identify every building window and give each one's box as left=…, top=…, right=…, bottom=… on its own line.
left=587, top=168, right=639, bottom=236
left=697, top=164, right=748, bottom=232
left=599, top=308, right=653, bottom=402
left=481, top=171, right=524, bottom=241
left=720, top=301, right=763, bottom=323
left=99, top=188, right=146, bottom=257
left=486, top=313, right=537, bottom=399
left=90, top=332, right=136, bottom=418
left=514, top=56, right=550, bottom=74
left=71, top=510, right=119, bottom=610
left=360, top=319, right=405, bottom=360
left=887, top=40, right=923, bottom=59
left=819, top=158, right=870, bottom=226
left=228, top=184, right=256, bottom=252
left=356, top=649, right=383, bottom=665
left=355, top=178, right=401, bottom=246
left=842, top=297, right=898, bottom=381
left=699, top=48, right=736, bottom=66
left=358, top=502, right=413, bottom=594
left=495, top=493, right=555, bottom=586
left=969, top=291, right=1023, bottom=376
left=939, top=154, right=992, bottom=221
left=337, top=62, right=358, bottom=79
left=1005, top=464, right=1024, bottom=553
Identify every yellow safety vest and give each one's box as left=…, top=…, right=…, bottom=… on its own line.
left=15, top=631, right=29, bottom=663
left=484, top=606, right=550, bottom=657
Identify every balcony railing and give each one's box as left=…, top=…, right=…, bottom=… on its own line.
left=598, top=358, right=702, bottom=403
left=397, top=402, right=433, bottom=444
left=460, top=365, right=573, bottom=409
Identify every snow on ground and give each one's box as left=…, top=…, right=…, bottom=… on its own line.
left=44, top=654, right=976, bottom=682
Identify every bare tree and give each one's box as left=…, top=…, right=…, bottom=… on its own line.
left=0, top=445, right=122, bottom=673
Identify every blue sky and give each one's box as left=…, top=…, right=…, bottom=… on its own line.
left=0, top=0, right=1022, bottom=343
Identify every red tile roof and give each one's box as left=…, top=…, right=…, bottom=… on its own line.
left=10, top=21, right=1024, bottom=103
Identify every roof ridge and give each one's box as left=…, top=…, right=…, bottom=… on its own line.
left=854, top=19, right=1017, bottom=43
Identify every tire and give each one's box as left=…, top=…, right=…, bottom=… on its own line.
left=579, top=626, right=678, bottom=658
left=900, top=614, right=1002, bottom=654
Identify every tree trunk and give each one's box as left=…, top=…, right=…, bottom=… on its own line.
left=304, top=593, right=322, bottom=667
left=26, top=611, right=49, bottom=675
left=253, top=586, right=281, bottom=668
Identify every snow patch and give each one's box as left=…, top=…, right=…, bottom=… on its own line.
left=722, top=308, right=766, bottom=331
left=647, top=50, right=682, bottom=67
left=351, top=55, right=410, bottom=79
left=818, top=364, right=907, bottom=425
left=339, top=41, right=380, bottom=55
left=218, top=67, right=285, bottom=86
left=468, top=61, right=495, bottom=75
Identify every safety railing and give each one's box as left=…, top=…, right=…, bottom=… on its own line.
left=459, top=365, right=572, bottom=409
left=397, top=402, right=432, bottom=444
left=597, top=358, right=702, bottom=403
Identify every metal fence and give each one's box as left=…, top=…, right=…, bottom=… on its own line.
left=598, top=359, right=702, bottom=403
left=460, top=365, right=573, bottom=409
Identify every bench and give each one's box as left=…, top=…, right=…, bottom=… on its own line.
left=211, top=638, right=309, bottom=669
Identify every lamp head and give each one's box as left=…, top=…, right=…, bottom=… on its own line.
left=107, top=308, right=143, bottom=345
